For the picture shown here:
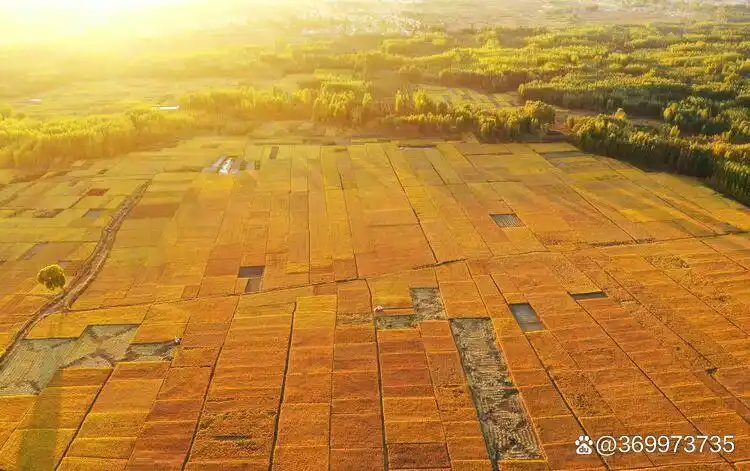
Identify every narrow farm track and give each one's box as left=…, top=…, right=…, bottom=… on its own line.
left=0, top=180, right=151, bottom=371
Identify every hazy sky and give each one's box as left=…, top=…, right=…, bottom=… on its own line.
left=0, top=0, right=183, bottom=9
left=0, top=0, right=194, bottom=21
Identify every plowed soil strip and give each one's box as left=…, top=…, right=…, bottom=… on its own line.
left=451, top=318, right=542, bottom=464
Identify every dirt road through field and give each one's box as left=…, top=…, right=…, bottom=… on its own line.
left=0, top=180, right=151, bottom=370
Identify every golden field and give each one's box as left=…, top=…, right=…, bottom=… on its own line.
left=0, top=136, right=749, bottom=470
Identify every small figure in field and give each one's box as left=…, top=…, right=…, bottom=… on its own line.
left=37, top=264, right=66, bottom=292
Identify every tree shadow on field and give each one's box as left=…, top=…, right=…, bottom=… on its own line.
left=0, top=323, right=71, bottom=470
left=0, top=375, right=66, bottom=471
left=14, top=326, right=69, bottom=471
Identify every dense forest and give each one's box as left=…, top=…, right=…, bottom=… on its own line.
left=1, top=16, right=750, bottom=200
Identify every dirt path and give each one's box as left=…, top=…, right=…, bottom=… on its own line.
left=0, top=180, right=151, bottom=369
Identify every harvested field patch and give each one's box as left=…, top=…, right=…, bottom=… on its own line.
left=238, top=266, right=264, bottom=294
left=570, top=291, right=607, bottom=301
left=538, top=150, right=588, bottom=159
left=509, top=304, right=545, bottom=332
left=491, top=213, right=524, bottom=228
left=451, top=318, right=541, bottom=460
left=33, top=209, right=63, bottom=218
left=238, top=266, right=264, bottom=278
left=376, top=288, right=447, bottom=330
left=122, top=341, right=175, bottom=361
left=0, top=324, right=141, bottom=395
left=0, top=338, right=77, bottom=395
left=87, top=188, right=108, bottom=196
left=128, top=203, right=179, bottom=219
left=18, top=242, right=49, bottom=261
left=84, top=208, right=106, bottom=220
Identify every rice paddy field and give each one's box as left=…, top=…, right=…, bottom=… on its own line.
left=1, top=135, right=749, bottom=470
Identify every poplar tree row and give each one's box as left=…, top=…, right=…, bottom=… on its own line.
left=0, top=85, right=556, bottom=168
left=568, top=114, right=750, bottom=203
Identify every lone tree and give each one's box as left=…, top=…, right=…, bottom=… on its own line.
left=37, top=264, right=66, bottom=292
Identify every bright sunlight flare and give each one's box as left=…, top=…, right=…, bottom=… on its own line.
left=0, top=0, right=191, bottom=37
left=1, top=0, right=182, bottom=13
left=0, top=0, right=186, bottom=25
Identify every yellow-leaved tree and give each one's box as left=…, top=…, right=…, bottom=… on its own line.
left=37, top=265, right=66, bottom=292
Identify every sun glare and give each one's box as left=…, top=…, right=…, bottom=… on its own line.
left=0, top=0, right=184, bottom=19
left=2, top=0, right=179, bottom=10
left=0, top=0, right=190, bottom=35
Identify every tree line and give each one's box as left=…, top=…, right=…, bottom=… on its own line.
left=0, top=84, right=556, bottom=169
left=0, top=107, right=200, bottom=168
left=663, top=96, right=750, bottom=143
left=567, top=114, right=750, bottom=203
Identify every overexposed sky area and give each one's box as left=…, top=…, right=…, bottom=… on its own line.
left=0, top=0, right=197, bottom=34
left=0, top=0, right=186, bottom=11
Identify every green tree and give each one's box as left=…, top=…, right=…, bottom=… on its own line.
left=37, top=265, right=66, bottom=292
